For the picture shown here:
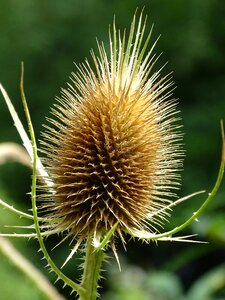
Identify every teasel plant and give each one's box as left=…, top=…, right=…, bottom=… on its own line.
left=0, top=11, right=224, bottom=300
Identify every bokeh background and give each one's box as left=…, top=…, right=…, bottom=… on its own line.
left=0, top=0, right=224, bottom=299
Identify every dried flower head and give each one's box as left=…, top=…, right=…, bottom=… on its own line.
left=39, top=13, right=183, bottom=248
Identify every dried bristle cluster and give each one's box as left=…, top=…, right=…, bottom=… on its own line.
left=40, top=13, right=183, bottom=243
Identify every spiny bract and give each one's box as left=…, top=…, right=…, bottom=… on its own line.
left=39, top=13, right=183, bottom=247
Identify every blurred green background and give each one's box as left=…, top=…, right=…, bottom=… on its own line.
left=0, top=0, right=224, bottom=299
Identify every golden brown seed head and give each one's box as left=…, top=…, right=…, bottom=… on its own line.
left=40, top=13, right=183, bottom=243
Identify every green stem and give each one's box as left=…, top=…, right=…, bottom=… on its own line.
left=0, top=237, right=65, bottom=300
left=20, top=63, right=84, bottom=296
left=134, top=159, right=224, bottom=241
left=131, top=123, right=225, bottom=242
left=80, top=235, right=105, bottom=300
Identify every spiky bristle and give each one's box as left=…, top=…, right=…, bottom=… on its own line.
left=39, top=12, right=183, bottom=246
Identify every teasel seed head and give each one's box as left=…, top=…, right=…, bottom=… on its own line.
left=39, top=12, right=183, bottom=248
